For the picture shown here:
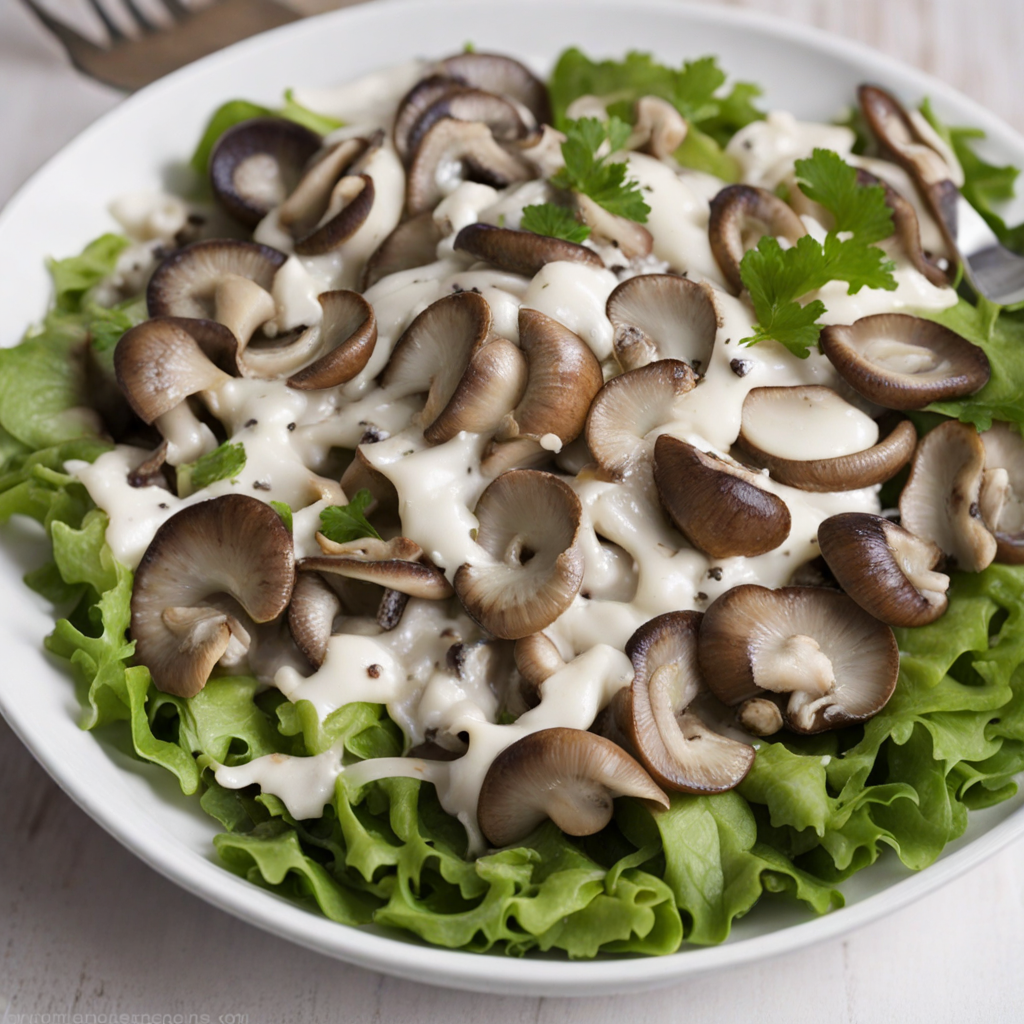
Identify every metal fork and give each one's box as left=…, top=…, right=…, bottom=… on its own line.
left=18, top=0, right=301, bottom=92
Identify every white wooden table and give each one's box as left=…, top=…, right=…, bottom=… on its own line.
left=1, top=1, right=1023, bottom=1019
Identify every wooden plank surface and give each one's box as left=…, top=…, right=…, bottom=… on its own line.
left=1, top=1, right=1023, bottom=1020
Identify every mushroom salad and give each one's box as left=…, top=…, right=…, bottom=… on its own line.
left=5, top=46, right=1024, bottom=957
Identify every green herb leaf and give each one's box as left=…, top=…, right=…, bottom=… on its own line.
left=794, top=148, right=894, bottom=244
left=319, top=489, right=381, bottom=544
left=552, top=117, right=650, bottom=222
left=279, top=89, right=344, bottom=136
left=176, top=441, right=246, bottom=496
left=520, top=203, right=591, bottom=243
left=269, top=500, right=293, bottom=532
left=86, top=297, right=148, bottom=353
left=920, top=98, right=1024, bottom=254
left=671, top=55, right=726, bottom=124
left=47, top=234, right=130, bottom=313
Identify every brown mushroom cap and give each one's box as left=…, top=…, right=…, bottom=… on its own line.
left=737, top=386, right=916, bottom=491
left=817, top=512, right=949, bottom=627
left=131, top=495, right=295, bottom=697
left=453, top=222, right=604, bottom=277
left=585, top=360, right=698, bottom=479
left=405, top=88, right=532, bottom=161
left=285, top=290, right=378, bottom=389
left=146, top=239, right=286, bottom=319
left=698, top=585, right=899, bottom=734
left=454, top=469, right=584, bottom=639
left=394, top=75, right=465, bottom=162
left=514, top=632, right=567, bottom=691
left=899, top=419, right=997, bottom=572
left=361, top=211, right=443, bottom=290
left=438, top=51, right=551, bottom=127
left=209, top=117, right=321, bottom=228
left=476, top=727, right=668, bottom=847
left=606, top=274, right=720, bottom=374
left=288, top=570, right=343, bottom=669
left=980, top=423, right=1024, bottom=564
left=495, top=307, right=603, bottom=447
left=114, top=317, right=235, bottom=424
left=820, top=314, right=990, bottom=410
left=615, top=612, right=754, bottom=794
left=405, top=119, right=534, bottom=217
left=293, top=173, right=376, bottom=257
left=653, top=434, right=791, bottom=558
left=708, top=185, right=807, bottom=293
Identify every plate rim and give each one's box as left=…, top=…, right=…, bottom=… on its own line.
left=2, top=0, right=1023, bottom=996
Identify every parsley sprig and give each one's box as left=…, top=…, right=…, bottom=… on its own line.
left=739, top=149, right=897, bottom=358
left=520, top=203, right=591, bottom=244
left=551, top=117, right=651, bottom=223
left=176, top=441, right=246, bottom=496
left=319, top=489, right=381, bottom=544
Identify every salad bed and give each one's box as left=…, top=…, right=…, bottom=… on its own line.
left=2, top=47, right=1024, bottom=958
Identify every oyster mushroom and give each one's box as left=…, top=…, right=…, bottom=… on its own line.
left=453, top=222, right=604, bottom=276
left=476, top=727, right=668, bottom=847
left=980, top=422, right=1024, bottom=564
left=585, top=360, right=698, bottom=479
left=361, top=211, right=444, bottom=290
left=131, top=495, right=295, bottom=698
left=630, top=96, right=688, bottom=160
left=438, top=51, right=551, bottom=126
left=209, top=117, right=320, bottom=228
left=653, top=434, right=791, bottom=558
left=146, top=239, right=286, bottom=319
left=405, top=119, right=534, bottom=217
left=293, top=174, right=376, bottom=257
left=736, top=698, right=784, bottom=737
left=213, top=274, right=276, bottom=350
left=736, top=386, right=916, bottom=491
left=381, top=290, right=526, bottom=444
left=573, top=193, right=653, bottom=260
left=394, top=75, right=465, bottom=161
left=454, top=470, right=584, bottom=639
left=404, top=88, right=532, bottom=161
left=899, top=419, right=997, bottom=572
left=514, top=632, right=566, bottom=691
left=606, top=274, right=719, bottom=374
left=612, top=612, right=754, bottom=794
left=288, top=570, right=343, bottom=669
left=699, top=585, right=899, bottom=734
left=819, top=314, right=990, bottom=410
left=817, top=512, right=949, bottom=627
left=708, top=185, right=807, bottom=293
left=114, top=317, right=237, bottom=464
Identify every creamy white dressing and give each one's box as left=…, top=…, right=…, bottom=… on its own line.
left=72, top=62, right=966, bottom=849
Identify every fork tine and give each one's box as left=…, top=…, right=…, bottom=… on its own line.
left=18, top=0, right=106, bottom=51
left=122, top=0, right=159, bottom=33
left=83, top=0, right=126, bottom=41
left=153, top=0, right=190, bottom=20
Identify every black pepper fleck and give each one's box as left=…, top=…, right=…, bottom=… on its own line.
left=244, top=418, right=257, bottom=428
left=287, top=422, right=296, bottom=431
left=730, top=358, right=753, bottom=377
left=695, top=592, right=708, bottom=601
left=367, top=664, right=382, bottom=679
left=707, top=567, right=723, bottom=581
left=158, top=502, right=169, bottom=510
left=253, top=481, right=271, bottom=491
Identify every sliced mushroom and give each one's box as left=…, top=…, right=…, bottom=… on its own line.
left=980, top=423, right=1024, bottom=564
left=293, top=174, right=375, bottom=257
left=284, top=291, right=377, bottom=389
left=361, top=211, right=443, bottom=290
left=606, top=274, right=719, bottom=374
left=476, top=727, right=667, bottom=846
left=394, top=74, right=466, bottom=161
left=817, top=512, right=949, bottom=627
left=854, top=168, right=949, bottom=287
left=859, top=85, right=959, bottom=257
left=494, top=307, right=603, bottom=454
left=453, top=222, right=603, bottom=276
left=653, top=434, right=791, bottom=558
left=899, top=419, right=996, bottom=572
left=820, top=314, right=990, bottom=410
left=438, top=51, right=551, bottom=127
left=585, top=360, right=698, bottom=479
left=454, top=469, right=584, bottom=639
left=406, top=119, right=534, bottom=217
left=405, top=88, right=532, bottom=161
left=736, top=698, right=784, bottom=737
left=630, top=96, right=687, bottom=160
left=131, top=495, right=295, bottom=697
left=277, top=136, right=371, bottom=239
left=146, top=239, right=286, bottom=319
left=737, top=386, right=916, bottom=491
left=698, top=585, right=899, bottom=734
left=288, top=570, right=343, bottom=669
left=613, top=612, right=754, bottom=793
left=573, top=193, right=653, bottom=260
left=209, top=117, right=320, bottom=227
left=708, top=185, right=807, bottom=293
left=513, top=632, right=566, bottom=691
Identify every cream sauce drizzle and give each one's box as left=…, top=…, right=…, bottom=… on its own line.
left=73, top=65, right=961, bottom=849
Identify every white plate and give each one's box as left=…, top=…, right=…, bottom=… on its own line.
left=1, top=0, right=1023, bottom=997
